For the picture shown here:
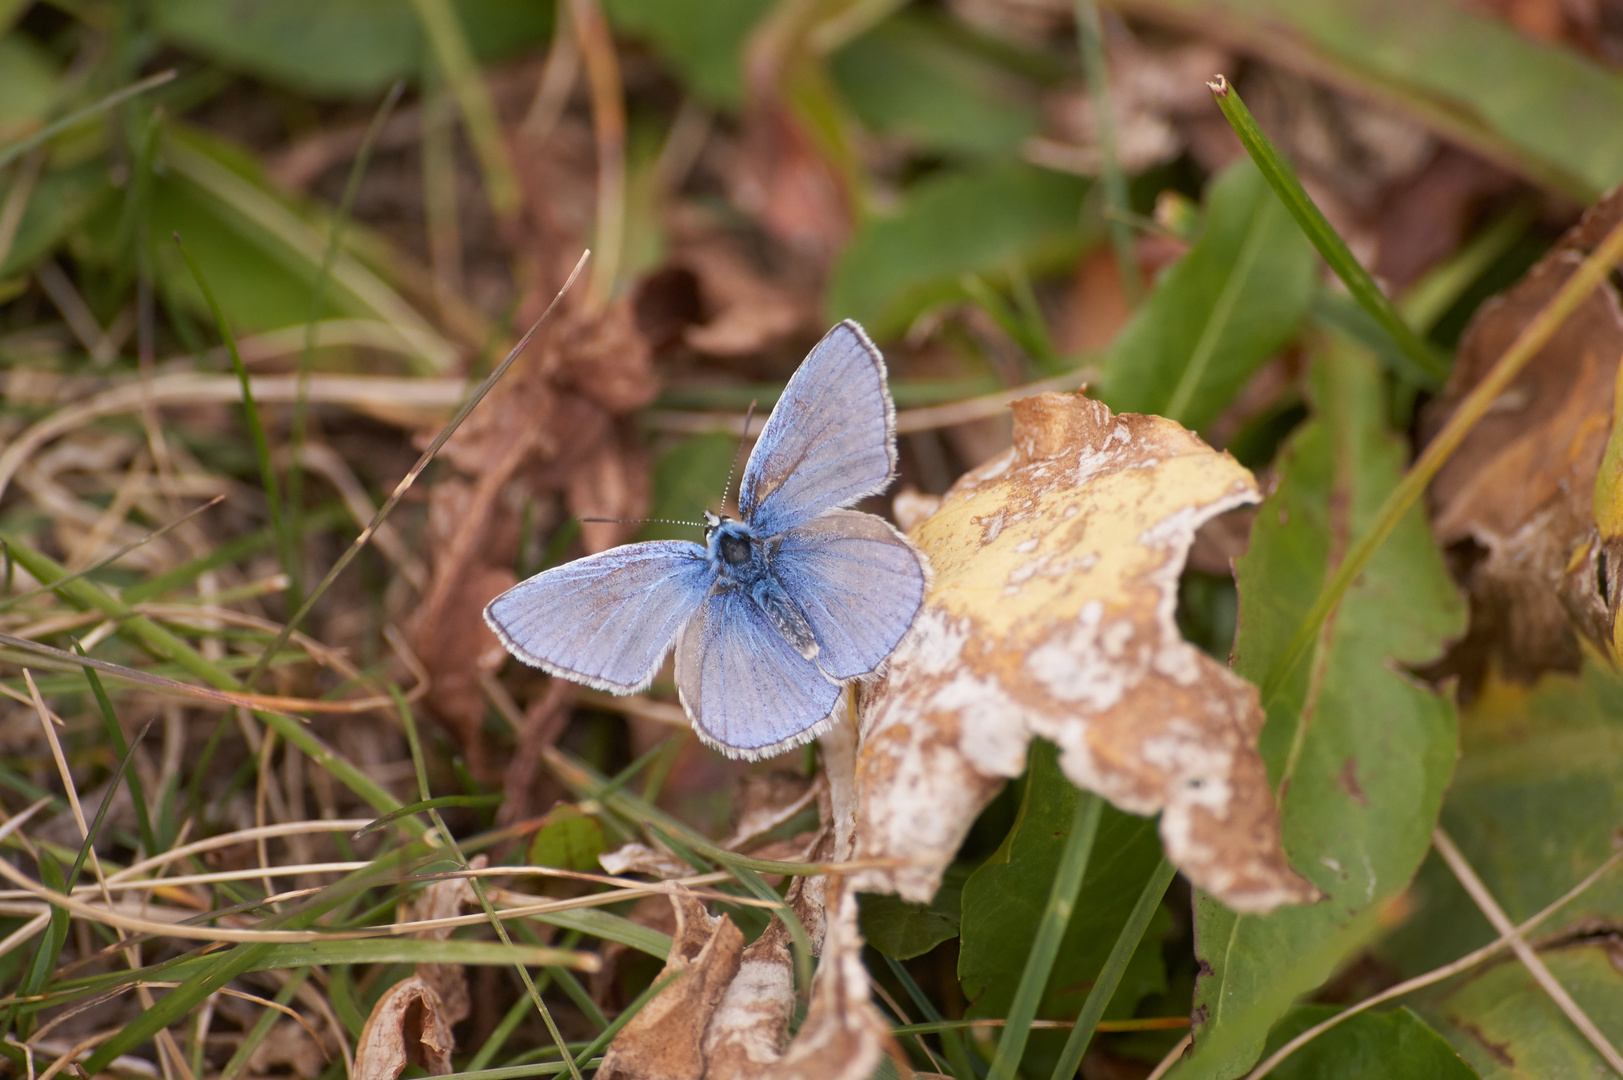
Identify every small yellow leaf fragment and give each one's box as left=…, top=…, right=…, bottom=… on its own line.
left=853, top=393, right=1315, bottom=913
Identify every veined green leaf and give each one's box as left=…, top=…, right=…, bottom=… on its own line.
left=828, top=162, right=1091, bottom=339
left=1112, top=0, right=1623, bottom=198
left=1179, top=341, right=1465, bottom=1079
left=1261, top=1005, right=1477, bottom=1079
left=959, top=741, right=1167, bottom=1070
left=151, top=0, right=550, bottom=99
left=1099, top=159, right=1315, bottom=432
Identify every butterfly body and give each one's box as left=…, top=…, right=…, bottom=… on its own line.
left=484, top=320, right=927, bottom=759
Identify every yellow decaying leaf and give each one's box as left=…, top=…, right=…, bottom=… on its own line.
left=852, top=392, right=1315, bottom=913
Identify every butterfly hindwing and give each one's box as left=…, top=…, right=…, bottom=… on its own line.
left=484, top=541, right=712, bottom=692
left=675, top=588, right=843, bottom=758
left=740, top=321, right=896, bottom=537
left=773, top=509, right=927, bottom=680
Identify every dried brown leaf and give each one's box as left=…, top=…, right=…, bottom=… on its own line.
left=753, top=886, right=898, bottom=1080
left=354, top=976, right=455, bottom=1080
left=598, top=889, right=745, bottom=1080
left=1423, top=186, right=1623, bottom=684
left=598, top=842, right=693, bottom=879
left=410, top=856, right=484, bottom=1027
left=417, top=299, right=656, bottom=767
left=851, top=393, right=1315, bottom=913
left=722, top=771, right=822, bottom=851
left=702, top=919, right=796, bottom=1079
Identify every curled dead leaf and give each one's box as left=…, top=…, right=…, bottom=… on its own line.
left=354, top=976, right=455, bottom=1080
left=415, top=297, right=656, bottom=770
left=599, top=841, right=693, bottom=879
left=353, top=855, right=487, bottom=1080
left=852, top=392, right=1316, bottom=913
left=703, top=918, right=796, bottom=1079
left=597, top=889, right=745, bottom=1080
left=411, top=857, right=485, bottom=1028
left=1423, top=184, right=1623, bottom=685
left=752, top=886, right=897, bottom=1080
left=723, top=771, right=822, bottom=851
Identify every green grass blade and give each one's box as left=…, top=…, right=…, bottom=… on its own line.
left=529, top=908, right=672, bottom=959
left=406, top=0, right=520, bottom=216
left=287, top=80, right=406, bottom=607
left=1262, top=212, right=1623, bottom=703
left=75, top=644, right=158, bottom=857
left=571, top=971, right=683, bottom=1071
left=1207, top=75, right=1448, bottom=386
left=988, top=792, right=1103, bottom=1080
left=881, top=953, right=978, bottom=1080
left=1047, top=856, right=1178, bottom=1080
left=0, top=69, right=176, bottom=170
left=1075, top=0, right=1140, bottom=305
left=354, top=793, right=503, bottom=836
left=218, top=968, right=311, bottom=1080
left=0, top=496, right=221, bottom=614
left=0, top=539, right=419, bottom=832
left=173, top=233, right=291, bottom=593
left=64, top=719, right=151, bottom=889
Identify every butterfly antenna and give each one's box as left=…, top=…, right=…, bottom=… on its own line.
left=579, top=516, right=705, bottom=528
left=720, top=400, right=758, bottom=515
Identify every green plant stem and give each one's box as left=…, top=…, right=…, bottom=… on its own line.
left=406, top=0, right=520, bottom=216
left=1075, top=0, right=1139, bottom=304
left=174, top=234, right=291, bottom=593
left=288, top=80, right=405, bottom=608
left=988, top=792, right=1103, bottom=1080
left=1049, top=857, right=1178, bottom=1080
left=1262, top=206, right=1623, bottom=704
left=1208, top=75, right=1446, bottom=385
left=0, top=69, right=176, bottom=170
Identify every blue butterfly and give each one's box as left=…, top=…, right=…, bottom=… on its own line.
left=484, top=320, right=929, bottom=759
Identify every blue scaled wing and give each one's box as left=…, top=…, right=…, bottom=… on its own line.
left=675, top=588, right=843, bottom=758
left=773, top=509, right=926, bottom=680
left=740, top=320, right=897, bottom=537
left=484, top=541, right=712, bottom=693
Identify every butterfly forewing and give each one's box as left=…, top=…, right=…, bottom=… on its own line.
left=484, top=541, right=712, bottom=692
left=772, top=509, right=927, bottom=680
left=740, top=321, right=897, bottom=536
left=675, top=589, right=843, bottom=758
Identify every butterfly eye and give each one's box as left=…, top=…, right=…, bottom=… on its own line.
left=718, top=532, right=753, bottom=566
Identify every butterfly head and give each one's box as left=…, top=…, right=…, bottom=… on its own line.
left=703, top=510, right=757, bottom=569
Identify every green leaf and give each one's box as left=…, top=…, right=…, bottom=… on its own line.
left=829, top=12, right=1043, bottom=158
left=958, top=743, right=1166, bottom=1029
left=634, top=432, right=736, bottom=544
left=1179, top=342, right=1465, bottom=1079
left=1099, top=159, right=1316, bottom=431
left=1421, top=944, right=1623, bottom=1078
left=529, top=804, right=608, bottom=873
left=860, top=868, right=964, bottom=962
left=150, top=0, right=551, bottom=99
left=0, top=32, right=59, bottom=141
left=1262, top=1005, right=1478, bottom=1079
left=1111, top=0, right=1623, bottom=199
left=0, top=162, right=114, bottom=278
left=828, top=162, right=1091, bottom=339
left=1378, top=662, right=1623, bottom=980
left=602, top=0, right=773, bottom=110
